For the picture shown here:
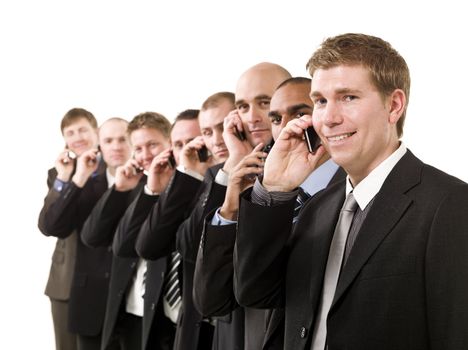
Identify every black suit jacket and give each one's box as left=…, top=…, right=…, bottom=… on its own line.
left=194, top=167, right=345, bottom=349
left=82, top=180, right=166, bottom=350
left=235, top=150, right=468, bottom=349
left=111, top=185, right=171, bottom=350
left=38, top=164, right=112, bottom=336
left=136, top=164, right=243, bottom=350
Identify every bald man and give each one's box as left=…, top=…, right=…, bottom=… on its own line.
left=192, top=63, right=292, bottom=350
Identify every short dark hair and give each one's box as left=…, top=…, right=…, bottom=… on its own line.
left=127, top=112, right=171, bottom=139
left=60, top=108, right=97, bottom=134
left=172, top=109, right=199, bottom=130
left=276, top=77, right=311, bottom=90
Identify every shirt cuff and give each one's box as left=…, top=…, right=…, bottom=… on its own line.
left=144, top=184, right=160, bottom=196
left=177, top=165, right=204, bottom=182
left=53, top=178, right=69, bottom=192
left=214, top=168, right=229, bottom=186
left=251, top=178, right=298, bottom=206
left=211, top=207, right=237, bottom=226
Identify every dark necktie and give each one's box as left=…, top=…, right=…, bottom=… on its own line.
left=311, top=192, right=358, bottom=350
left=164, top=251, right=182, bottom=309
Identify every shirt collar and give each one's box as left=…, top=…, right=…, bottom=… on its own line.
left=346, top=142, right=407, bottom=210
left=106, top=168, right=115, bottom=188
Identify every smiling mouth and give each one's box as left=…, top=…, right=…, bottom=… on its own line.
left=327, top=132, right=356, bottom=142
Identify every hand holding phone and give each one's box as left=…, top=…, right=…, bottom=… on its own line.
left=62, top=150, right=77, bottom=164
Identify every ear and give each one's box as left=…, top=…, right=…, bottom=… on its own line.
left=387, top=89, right=406, bottom=125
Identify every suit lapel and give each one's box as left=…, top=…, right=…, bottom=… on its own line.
left=331, top=151, right=422, bottom=308
left=302, top=184, right=345, bottom=310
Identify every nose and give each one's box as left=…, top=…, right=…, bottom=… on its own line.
left=244, top=104, right=262, bottom=124
left=322, top=101, right=343, bottom=127
left=141, top=147, right=152, bottom=160
left=213, top=129, right=224, bottom=147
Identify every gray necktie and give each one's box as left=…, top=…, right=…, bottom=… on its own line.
left=311, top=192, right=358, bottom=350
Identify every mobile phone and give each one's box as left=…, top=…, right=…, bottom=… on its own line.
left=131, top=151, right=144, bottom=173
left=62, top=150, right=77, bottom=164
left=197, top=145, right=209, bottom=162
left=88, top=145, right=101, bottom=165
left=168, top=151, right=176, bottom=169
left=304, top=127, right=321, bottom=153
left=234, top=126, right=246, bottom=141
left=262, top=140, right=274, bottom=154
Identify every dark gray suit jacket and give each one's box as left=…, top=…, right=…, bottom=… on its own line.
left=235, top=150, right=468, bottom=350
left=38, top=168, right=77, bottom=301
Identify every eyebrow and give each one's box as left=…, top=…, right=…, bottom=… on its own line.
left=310, top=88, right=362, bottom=98
left=268, top=111, right=281, bottom=118
left=287, top=103, right=312, bottom=116
left=235, top=94, right=271, bottom=107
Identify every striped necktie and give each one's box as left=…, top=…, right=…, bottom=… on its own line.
left=164, top=251, right=182, bottom=308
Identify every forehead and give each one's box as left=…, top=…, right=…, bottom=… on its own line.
left=311, top=65, right=373, bottom=95
left=99, top=120, right=128, bottom=138
left=130, top=127, right=167, bottom=146
left=199, top=101, right=233, bottom=128
left=171, top=119, right=200, bottom=141
left=63, top=117, right=94, bottom=132
left=270, top=83, right=312, bottom=111
left=235, top=71, right=281, bottom=103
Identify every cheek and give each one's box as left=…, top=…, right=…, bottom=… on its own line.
left=271, top=125, right=281, bottom=141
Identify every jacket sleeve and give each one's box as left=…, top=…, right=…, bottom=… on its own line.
left=81, top=186, right=132, bottom=247
left=112, top=186, right=159, bottom=258
left=193, top=209, right=239, bottom=317
left=136, top=170, right=202, bottom=260
left=176, top=167, right=227, bottom=264
left=234, top=188, right=295, bottom=309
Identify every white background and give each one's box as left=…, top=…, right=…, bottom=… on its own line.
left=1, top=0, right=467, bottom=348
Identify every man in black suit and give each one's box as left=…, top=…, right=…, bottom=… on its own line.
left=39, top=116, right=131, bottom=350
left=193, top=77, right=343, bottom=350
left=38, top=108, right=99, bottom=350
left=81, top=111, right=177, bottom=350
left=234, top=33, right=468, bottom=349
left=133, top=92, right=236, bottom=350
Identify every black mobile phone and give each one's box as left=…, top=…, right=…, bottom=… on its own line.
left=168, top=151, right=176, bottom=169
left=304, top=127, right=321, bottom=153
left=197, top=145, right=209, bottom=162
left=234, top=126, right=246, bottom=141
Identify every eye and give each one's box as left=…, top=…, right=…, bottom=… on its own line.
left=313, top=98, right=327, bottom=108
left=202, top=130, right=212, bottom=137
left=259, top=99, right=270, bottom=109
left=237, top=104, right=249, bottom=113
left=269, top=115, right=282, bottom=125
left=344, top=95, right=358, bottom=102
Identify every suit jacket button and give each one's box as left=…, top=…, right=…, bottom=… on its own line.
left=104, top=272, right=110, bottom=279
left=130, top=262, right=137, bottom=268
left=300, top=326, right=307, bottom=338
left=151, top=303, right=156, bottom=310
